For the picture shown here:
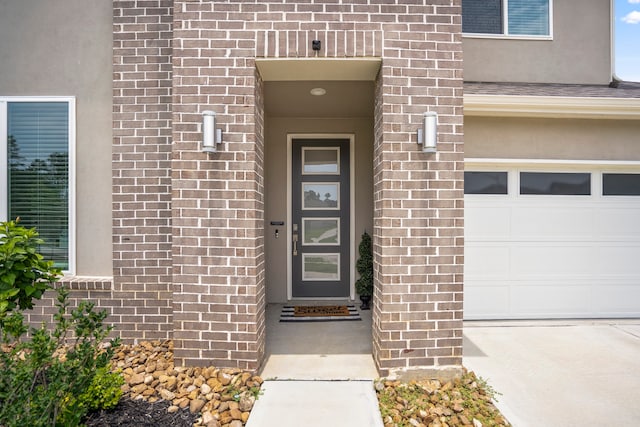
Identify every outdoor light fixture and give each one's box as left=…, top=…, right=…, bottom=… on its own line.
left=202, top=110, right=222, bottom=152
left=417, top=111, right=437, bottom=153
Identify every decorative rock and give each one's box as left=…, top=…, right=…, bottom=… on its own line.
left=106, top=340, right=264, bottom=425
left=159, top=389, right=175, bottom=401
left=129, top=373, right=145, bottom=386
left=230, top=408, right=243, bottom=420
left=131, top=384, right=147, bottom=395
left=239, top=394, right=255, bottom=412
left=218, top=371, right=232, bottom=386
left=190, top=399, right=206, bottom=414
left=202, top=410, right=215, bottom=424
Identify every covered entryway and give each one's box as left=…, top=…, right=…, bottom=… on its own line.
left=258, top=60, right=378, bottom=304
left=465, top=162, right=640, bottom=319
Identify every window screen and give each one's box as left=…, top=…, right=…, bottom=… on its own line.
left=7, top=102, right=70, bottom=269
left=520, top=172, right=590, bottom=195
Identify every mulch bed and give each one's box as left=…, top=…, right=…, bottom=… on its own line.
left=84, top=398, right=198, bottom=427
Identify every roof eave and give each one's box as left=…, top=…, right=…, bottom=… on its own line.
left=464, top=94, right=640, bottom=120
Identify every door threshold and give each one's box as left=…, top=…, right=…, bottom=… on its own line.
left=287, top=298, right=355, bottom=304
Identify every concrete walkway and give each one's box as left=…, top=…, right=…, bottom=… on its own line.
left=246, top=380, right=384, bottom=427
left=463, top=320, right=640, bottom=427
left=245, top=303, right=384, bottom=426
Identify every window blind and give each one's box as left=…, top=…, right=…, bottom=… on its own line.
left=507, top=0, right=549, bottom=36
left=7, top=102, right=69, bottom=269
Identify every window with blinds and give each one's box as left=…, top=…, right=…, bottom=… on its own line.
left=5, top=101, right=70, bottom=269
left=462, top=0, right=550, bottom=37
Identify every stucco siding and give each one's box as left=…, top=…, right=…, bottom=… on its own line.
left=465, top=116, right=640, bottom=161
left=0, top=0, right=113, bottom=275
left=463, top=0, right=612, bottom=84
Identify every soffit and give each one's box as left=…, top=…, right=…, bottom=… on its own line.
left=264, top=81, right=374, bottom=118
left=256, top=58, right=381, bottom=82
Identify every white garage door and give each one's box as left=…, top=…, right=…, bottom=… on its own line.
left=464, top=164, right=640, bottom=319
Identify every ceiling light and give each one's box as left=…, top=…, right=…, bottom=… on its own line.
left=310, top=87, right=326, bottom=96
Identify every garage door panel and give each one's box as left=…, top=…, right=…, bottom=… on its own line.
left=511, top=206, right=595, bottom=239
left=510, top=283, right=593, bottom=318
left=465, top=244, right=510, bottom=278
left=511, top=245, right=597, bottom=277
left=597, top=245, right=640, bottom=275
left=464, top=165, right=640, bottom=320
left=595, top=207, right=640, bottom=239
left=464, top=282, right=510, bottom=319
left=464, top=204, right=510, bottom=239
left=592, top=283, right=640, bottom=315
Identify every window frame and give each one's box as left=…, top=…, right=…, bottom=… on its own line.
left=1, top=96, right=76, bottom=274
left=462, top=0, right=553, bottom=40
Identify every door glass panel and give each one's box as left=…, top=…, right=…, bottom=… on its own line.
left=302, top=218, right=340, bottom=245
left=302, top=147, right=339, bottom=174
left=603, top=173, right=640, bottom=196
left=303, top=183, right=339, bottom=209
left=302, top=253, right=340, bottom=281
left=520, top=172, right=591, bottom=195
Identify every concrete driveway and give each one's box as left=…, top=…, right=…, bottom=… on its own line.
left=463, top=320, right=640, bottom=427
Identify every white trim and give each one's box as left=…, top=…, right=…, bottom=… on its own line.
left=466, top=158, right=640, bottom=169
left=464, top=94, right=640, bottom=120
left=0, top=96, right=76, bottom=274
left=286, top=133, right=356, bottom=301
left=0, top=101, right=6, bottom=221
left=462, top=33, right=552, bottom=41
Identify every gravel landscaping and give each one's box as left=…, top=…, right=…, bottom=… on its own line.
left=88, top=340, right=509, bottom=427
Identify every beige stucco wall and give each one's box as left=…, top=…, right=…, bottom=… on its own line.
left=265, top=117, right=374, bottom=303
left=465, top=116, right=640, bottom=161
left=463, top=0, right=612, bottom=84
left=0, top=0, right=113, bottom=275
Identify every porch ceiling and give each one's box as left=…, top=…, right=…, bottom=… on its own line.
left=264, top=80, right=374, bottom=118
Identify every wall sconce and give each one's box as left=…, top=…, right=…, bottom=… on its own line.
left=417, top=112, right=437, bottom=153
left=202, top=110, right=222, bottom=152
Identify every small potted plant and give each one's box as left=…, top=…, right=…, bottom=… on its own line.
left=355, top=231, right=373, bottom=310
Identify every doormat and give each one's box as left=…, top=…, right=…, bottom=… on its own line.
left=280, top=305, right=361, bottom=322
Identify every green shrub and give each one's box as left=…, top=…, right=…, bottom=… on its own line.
left=0, top=219, right=61, bottom=320
left=0, top=220, right=121, bottom=427
left=355, top=231, right=373, bottom=297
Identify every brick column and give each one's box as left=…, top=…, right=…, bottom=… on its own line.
left=371, top=4, right=465, bottom=380
left=171, top=1, right=266, bottom=369
left=112, top=0, right=174, bottom=342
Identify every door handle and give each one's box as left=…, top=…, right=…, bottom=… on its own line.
left=292, top=233, right=298, bottom=256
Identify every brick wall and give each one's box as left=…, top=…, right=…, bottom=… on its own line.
left=372, top=1, right=465, bottom=377
left=170, top=0, right=267, bottom=370
left=112, top=0, right=174, bottom=342
left=168, top=0, right=464, bottom=375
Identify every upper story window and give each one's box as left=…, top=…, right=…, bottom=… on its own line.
left=1, top=98, right=75, bottom=271
left=462, top=0, right=551, bottom=38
